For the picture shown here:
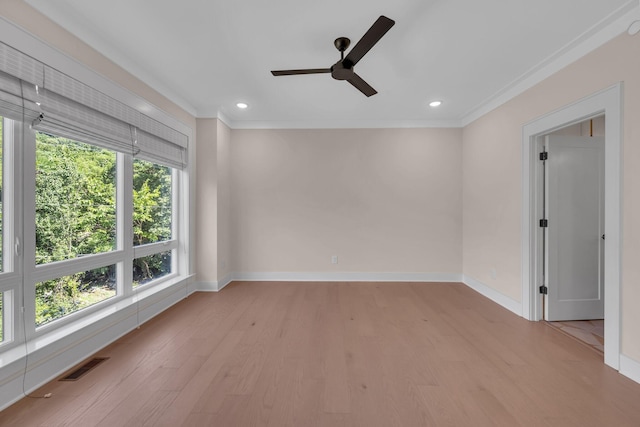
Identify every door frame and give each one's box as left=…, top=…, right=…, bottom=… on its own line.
left=521, top=83, right=622, bottom=370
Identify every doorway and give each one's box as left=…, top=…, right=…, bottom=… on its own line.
left=542, top=118, right=605, bottom=354
left=543, top=119, right=605, bottom=321
left=521, top=84, right=622, bottom=370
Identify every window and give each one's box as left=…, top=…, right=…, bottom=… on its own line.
left=36, top=265, right=116, bottom=327
left=0, top=39, right=189, bottom=353
left=134, top=251, right=171, bottom=287
left=133, top=159, right=171, bottom=246
left=133, top=159, right=175, bottom=287
left=35, top=133, right=116, bottom=264
left=32, top=132, right=119, bottom=327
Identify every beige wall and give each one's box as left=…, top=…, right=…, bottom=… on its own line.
left=217, top=121, right=232, bottom=280
left=195, top=118, right=231, bottom=284
left=230, top=128, right=463, bottom=274
left=195, top=119, right=218, bottom=282
left=462, top=33, right=640, bottom=360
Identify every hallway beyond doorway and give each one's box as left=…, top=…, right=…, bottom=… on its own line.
left=548, top=319, right=605, bottom=354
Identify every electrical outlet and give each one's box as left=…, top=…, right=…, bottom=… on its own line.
left=490, top=268, right=497, bottom=280
left=331, top=255, right=338, bottom=264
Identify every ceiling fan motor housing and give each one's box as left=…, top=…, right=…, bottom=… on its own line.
left=331, top=61, right=353, bottom=80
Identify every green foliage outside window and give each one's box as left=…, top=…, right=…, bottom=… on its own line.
left=35, top=133, right=117, bottom=325
left=35, top=133, right=117, bottom=265
left=34, top=134, right=173, bottom=326
left=133, top=160, right=172, bottom=285
left=36, top=267, right=116, bottom=326
left=133, top=159, right=171, bottom=245
left=134, top=251, right=171, bottom=288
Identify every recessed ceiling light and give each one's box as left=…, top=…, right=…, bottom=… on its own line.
left=236, top=102, right=248, bottom=109
left=629, top=20, right=640, bottom=36
left=429, top=100, right=442, bottom=107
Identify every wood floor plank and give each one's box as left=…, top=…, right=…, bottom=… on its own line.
left=150, top=329, right=245, bottom=426
left=2, top=282, right=640, bottom=426
left=95, top=366, right=178, bottom=426
left=321, top=309, right=351, bottom=414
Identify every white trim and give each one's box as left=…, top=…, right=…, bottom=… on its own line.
left=194, top=276, right=233, bottom=292
left=195, top=273, right=462, bottom=291
left=208, top=117, right=463, bottom=130
left=230, top=272, right=462, bottom=283
left=620, top=355, right=640, bottom=385
left=217, top=275, right=233, bottom=291
left=462, top=275, right=522, bottom=316
left=521, top=83, right=622, bottom=370
left=215, top=111, right=232, bottom=130
left=194, top=281, right=218, bottom=292
left=460, top=0, right=638, bottom=127
left=0, top=275, right=194, bottom=411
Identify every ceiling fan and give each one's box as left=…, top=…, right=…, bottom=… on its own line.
left=271, top=15, right=395, bottom=97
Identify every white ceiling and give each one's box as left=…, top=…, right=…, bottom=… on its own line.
left=25, top=0, right=637, bottom=128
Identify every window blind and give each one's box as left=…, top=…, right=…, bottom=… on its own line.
left=32, top=86, right=136, bottom=154
left=0, top=41, right=187, bottom=168
left=0, top=70, right=41, bottom=123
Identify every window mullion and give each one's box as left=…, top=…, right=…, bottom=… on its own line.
left=31, top=250, right=125, bottom=284
left=118, top=153, right=133, bottom=297
left=133, top=240, right=178, bottom=259
left=0, top=118, right=23, bottom=347
left=21, top=122, right=36, bottom=339
left=175, top=168, right=188, bottom=277
left=173, top=168, right=180, bottom=277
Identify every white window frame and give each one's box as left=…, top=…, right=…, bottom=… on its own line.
left=0, top=118, right=22, bottom=348
left=131, top=160, right=179, bottom=289
left=19, top=127, right=184, bottom=335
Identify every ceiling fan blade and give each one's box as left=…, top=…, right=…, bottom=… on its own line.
left=347, top=73, right=377, bottom=97
left=271, top=68, right=331, bottom=76
left=343, top=15, right=395, bottom=68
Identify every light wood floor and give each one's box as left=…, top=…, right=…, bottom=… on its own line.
left=548, top=319, right=605, bottom=354
left=2, top=281, right=640, bottom=426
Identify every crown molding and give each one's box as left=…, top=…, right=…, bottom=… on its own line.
left=208, top=118, right=463, bottom=130
left=459, top=0, right=639, bottom=127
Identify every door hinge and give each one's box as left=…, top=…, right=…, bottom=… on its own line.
left=539, top=151, right=548, bottom=161
left=539, top=219, right=548, bottom=228
left=539, top=285, right=548, bottom=295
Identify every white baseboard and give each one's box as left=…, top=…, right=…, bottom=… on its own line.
left=462, top=275, right=522, bottom=316
left=195, top=281, right=219, bottom=292
left=620, top=354, right=640, bottom=385
left=230, top=271, right=463, bottom=282
left=217, top=275, right=233, bottom=291
left=195, top=275, right=233, bottom=292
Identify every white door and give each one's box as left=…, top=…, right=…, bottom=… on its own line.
left=545, top=135, right=605, bottom=321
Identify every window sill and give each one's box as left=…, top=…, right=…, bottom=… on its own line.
left=0, top=273, right=194, bottom=375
